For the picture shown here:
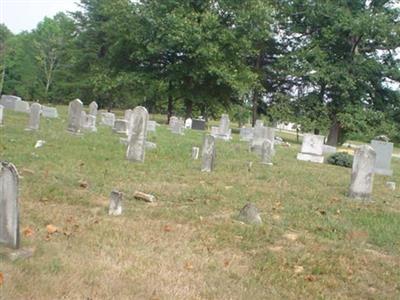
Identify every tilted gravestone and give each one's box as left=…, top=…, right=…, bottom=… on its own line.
left=0, top=162, right=20, bottom=249
left=67, top=99, right=83, bottom=134
left=261, top=140, right=273, bottom=165
left=0, top=105, right=4, bottom=126
left=238, top=203, right=262, bottom=225
left=26, top=103, right=41, bottom=131
left=201, top=135, right=216, bottom=172
left=370, top=140, right=393, bottom=176
left=88, top=101, right=98, bottom=116
left=349, top=145, right=376, bottom=200
left=109, top=190, right=123, bottom=216
left=296, top=134, right=324, bottom=163
left=126, top=106, right=148, bottom=162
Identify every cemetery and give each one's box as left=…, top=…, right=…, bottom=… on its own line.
left=0, top=0, right=399, bottom=298
left=0, top=101, right=399, bottom=299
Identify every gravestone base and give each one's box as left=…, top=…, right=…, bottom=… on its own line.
left=348, top=191, right=373, bottom=201
left=0, top=247, right=34, bottom=261
left=297, top=153, right=324, bottom=164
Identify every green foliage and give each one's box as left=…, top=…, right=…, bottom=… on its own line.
left=327, top=152, right=353, bottom=168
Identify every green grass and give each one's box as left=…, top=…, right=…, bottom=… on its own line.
left=0, top=106, right=399, bottom=299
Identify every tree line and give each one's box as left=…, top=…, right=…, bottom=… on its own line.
left=0, top=0, right=399, bottom=145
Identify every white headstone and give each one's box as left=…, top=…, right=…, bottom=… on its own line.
left=147, top=120, right=157, bottom=132
left=67, top=99, right=83, bottom=133
left=0, top=105, right=4, bottom=126
left=14, top=101, right=30, bottom=113
left=349, top=145, right=376, bottom=200
left=101, top=112, right=115, bottom=127
left=0, top=95, right=22, bottom=110
left=370, top=140, right=393, bottom=176
left=41, top=106, right=58, bottom=118
left=126, top=106, right=148, bottom=162
left=26, top=103, right=41, bottom=131
left=109, top=191, right=122, bottom=216
left=201, top=135, right=216, bottom=172
left=89, top=101, right=98, bottom=116
left=192, top=147, right=200, bottom=160
left=296, top=134, right=324, bottom=163
left=185, top=118, right=192, bottom=129
left=0, top=162, right=20, bottom=249
left=113, top=119, right=128, bottom=135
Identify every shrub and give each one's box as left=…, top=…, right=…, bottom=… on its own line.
left=327, top=152, right=353, bottom=168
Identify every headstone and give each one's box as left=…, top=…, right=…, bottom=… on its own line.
left=113, top=119, right=128, bottom=135
left=255, top=120, right=264, bottom=128
left=171, top=118, right=184, bottom=135
left=145, top=141, right=157, bottom=150
left=370, top=140, right=393, bottom=176
left=211, top=114, right=231, bottom=141
left=67, top=99, right=83, bottom=134
left=109, top=190, right=122, bottom=216
left=126, top=106, right=148, bottom=162
left=386, top=181, right=396, bottom=191
left=0, top=95, right=22, bottom=110
left=0, top=105, right=4, bottom=126
left=147, top=120, right=157, bottom=132
left=349, top=145, right=376, bottom=200
left=201, top=135, right=216, bottom=172
left=251, top=126, right=275, bottom=155
left=169, top=116, right=178, bottom=130
left=185, top=118, right=192, bottom=129
left=14, top=101, right=30, bottom=113
left=192, top=119, right=206, bottom=131
left=124, top=109, right=132, bottom=121
left=296, top=134, right=324, bottom=163
left=240, top=127, right=253, bottom=141
left=192, top=147, right=200, bottom=160
left=41, top=106, right=58, bottom=118
left=82, top=115, right=97, bottom=132
left=0, top=162, right=20, bottom=249
left=261, top=140, right=273, bottom=165
left=101, top=112, right=115, bottom=127
left=237, top=203, right=262, bottom=225
left=89, top=101, right=98, bottom=116
left=80, top=111, right=88, bottom=129
left=26, top=103, right=41, bottom=131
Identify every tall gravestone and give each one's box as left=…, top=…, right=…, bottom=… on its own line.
left=126, top=106, right=148, bottom=162
left=0, top=162, right=20, bottom=249
left=371, top=140, right=393, bottom=176
left=211, top=114, right=231, bottom=140
left=201, top=135, right=216, bottom=172
left=0, top=105, right=4, bottom=126
left=261, top=140, right=273, bottom=165
left=67, top=99, right=83, bottom=133
left=26, top=103, right=41, bottom=131
left=349, top=145, right=376, bottom=200
left=89, top=101, right=98, bottom=116
left=251, top=126, right=274, bottom=155
left=296, top=134, right=324, bottom=163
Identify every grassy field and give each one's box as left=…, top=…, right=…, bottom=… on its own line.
left=1, top=106, right=399, bottom=299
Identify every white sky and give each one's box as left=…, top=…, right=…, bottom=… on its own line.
left=0, top=0, right=80, bottom=33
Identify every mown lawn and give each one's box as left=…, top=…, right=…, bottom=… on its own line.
left=1, top=106, right=399, bottom=299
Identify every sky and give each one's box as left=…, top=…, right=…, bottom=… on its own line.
left=0, top=0, right=80, bottom=33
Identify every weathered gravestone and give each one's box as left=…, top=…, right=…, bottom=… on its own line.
left=84, top=115, right=97, bottom=132
left=0, top=95, right=22, bottom=110
left=169, top=116, right=178, bottom=130
left=296, top=134, right=324, bottom=163
left=101, top=112, right=115, bottom=127
left=349, top=145, right=376, bottom=200
left=147, top=120, right=157, bottom=133
left=255, top=119, right=264, bottom=128
left=251, top=126, right=275, bottom=155
left=113, top=119, right=128, bottom=135
left=240, top=127, right=254, bottom=142
left=0, top=162, right=20, bottom=249
left=26, top=103, right=41, bottom=131
left=238, top=203, right=262, bottom=225
left=126, top=106, right=148, bottom=162
left=370, top=140, right=393, bottom=176
left=67, top=99, right=83, bottom=134
left=211, top=114, right=231, bottom=141
left=124, top=109, right=133, bottom=121
left=89, top=101, right=98, bottom=116
left=192, top=119, right=206, bottom=131
left=201, top=135, right=216, bottom=172
left=171, top=118, right=184, bottom=135
left=109, top=190, right=123, bottom=216
left=41, top=105, right=58, bottom=118
left=192, top=147, right=200, bottom=160
left=80, top=111, right=88, bottom=129
left=261, top=140, right=273, bottom=165
left=0, top=105, right=4, bottom=126
left=14, top=101, right=30, bottom=113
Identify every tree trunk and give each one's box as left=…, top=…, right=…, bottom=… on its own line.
left=184, top=99, right=193, bottom=119
left=167, top=95, right=173, bottom=124
left=252, top=89, right=258, bottom=127
left=0, top=67, right=5, bottom=95
left=326, top=117, right=341, bottom=146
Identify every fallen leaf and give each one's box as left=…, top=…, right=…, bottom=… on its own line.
left=46, top=224, right=58, bottom=234
left=268, top=246, right=283, bottom=252
left=283, top=233, right=298, bottom=241
left=185, top=261, right=194, bottom=270
left=224, top=259, right=230, bottom=267
left=78, top=180, right=88, bottom=189
left=305, top=275, right=317, bottom=282
left=0, top=272, right=3, bottom=286
left=163, top=225, right=172, bottom=232
left=224, top=186, right=233, bottom=190
left=22, top=226, right=34, bottom=237
left=294, top=265, right=304, bottom=274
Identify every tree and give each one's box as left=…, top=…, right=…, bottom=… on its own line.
left=0, top=24, right=13, bottom=95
